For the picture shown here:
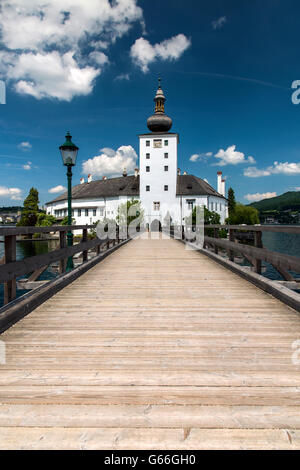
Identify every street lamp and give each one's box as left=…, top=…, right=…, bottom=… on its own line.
left=59, top=131, right=79, bottom=271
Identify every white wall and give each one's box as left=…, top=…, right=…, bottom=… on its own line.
left=139, top=133, right=178, bottom=227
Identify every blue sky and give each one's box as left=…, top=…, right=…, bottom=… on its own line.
left=0, top=0, right=300, bottom=206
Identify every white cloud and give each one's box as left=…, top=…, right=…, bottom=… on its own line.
left=130, top=34, right=191, bottom=73
left=88, top=51, right=109, bottom=67
left=212, top=16, right=227, bottom=30
left=115, top=73, right=130, bottom=81
left=0, top=186, right=22, bottom=200
left=271, top=161, right=300, bottom=175
left=244, top=161, right=300, bottom=177
left=23, top=161, right=32, bottom=170
left=190, top=152, right=212, bottom=162
left=244, top=167, right=271, bottom=177
left=214, top=145, right=256, bottom=166
left=18, top=141, right=32, bottom=151
left=48, top=185, right=67, bottom=194
left=244, top=192, right=277, bottom=203
left=0, top=0, right=143, bottom=100
left=82, top=145, right=138, bottom=178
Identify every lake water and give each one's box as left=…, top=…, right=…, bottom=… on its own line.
left=0, top=231, right=299, bottom=307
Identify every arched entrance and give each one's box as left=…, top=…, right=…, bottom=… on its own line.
left=150, top=219, right=162, bottom=232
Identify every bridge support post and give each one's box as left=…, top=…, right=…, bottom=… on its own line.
left=214, top=228, right=219, bottom=254
left=59, top=231, right=67, bottom=274
left=253, top=230, right=262, bottom=274
left=4, top=234, right=16, bottom=305
left=82, top=228, right=88, bottom=262
left=228, top=229, right=235, bottom=262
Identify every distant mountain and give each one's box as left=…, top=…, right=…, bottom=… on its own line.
left=249, top=191, right=300, bottom=212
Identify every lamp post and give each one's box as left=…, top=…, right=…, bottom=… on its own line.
left=59, top=131, right=79, bottom=272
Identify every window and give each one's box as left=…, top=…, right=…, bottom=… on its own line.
left=153, top=139, right=162, bottom=148
left=187, top=200, right=195, bottom=211
left=153, top=202, right=160, bottom=211
left=146, top=140, right=150, bottom=147
left=99, top=208, right=104, bottom=217
left=164, top=153, right=168, bottom=159
left=146, top=153, right=150, bottom=159
left=85, top=209, right=89, bottom=217
left=164, top=185, right=168, bottom=191
left=164, top=165, right=168, bottom=171
left=146, top=166, right=150, bottom=172
left=78, top=209, right=81, bottom=217
left=164, top=140, right=168, bottom=146
left=146, top=185, right=150, bottom=192
left=93, top=209, right=96, bottom=217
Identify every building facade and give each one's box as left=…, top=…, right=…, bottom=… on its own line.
left=46, top=82, right=227, bottom=228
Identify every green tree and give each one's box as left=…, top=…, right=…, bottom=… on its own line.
left=228, top=203, right=260, bottom=225
left=227, top=187, right=236, bottom=219
left=36, top=213, right=58, bottom=227
left=17, top=187, right=39, bottom=227
left=117, top=199, right=144, bottom=227
left=185, top=205, right=220, bottom=226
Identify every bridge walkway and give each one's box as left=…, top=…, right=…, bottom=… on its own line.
left=0, top=237, right=300, bottom=449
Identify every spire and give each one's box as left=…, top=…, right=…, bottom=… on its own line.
left=154, top=77, right=166, bottom=113
left=147, top=78, right=173, bottom=133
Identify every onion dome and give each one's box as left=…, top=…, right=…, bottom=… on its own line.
left=147, top=78, right=173, bottom=133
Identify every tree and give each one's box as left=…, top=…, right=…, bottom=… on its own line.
left=228, top=203, right=260, bottom=225
left=117, top=199, right=144, bottom=227
left=227, top=187, right=236, bottom=219
left=36, top=213, right=58, bottom=227
left=185, top=205, right=220, bottom=226
left=17, top=187, right=39, bottom=226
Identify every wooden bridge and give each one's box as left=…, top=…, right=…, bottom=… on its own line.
left=0, top=226, right=300, bottom=449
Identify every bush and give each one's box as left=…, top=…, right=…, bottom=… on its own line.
left=227, top=203, right=260, bottom=225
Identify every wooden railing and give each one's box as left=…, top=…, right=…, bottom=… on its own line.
left=201, top=225, right=300, bottom=282
left=0, top=224, right=124, bottom=306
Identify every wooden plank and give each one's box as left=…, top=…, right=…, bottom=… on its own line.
left=0, top=237, right=299, bottom=450
left=0, top=427, right=298, bottom=450
left=0, top=404, right=299, bottom=429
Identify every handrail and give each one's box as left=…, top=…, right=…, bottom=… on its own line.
left=206, top=224, right=300, bottom=234
left=0, top=224, right=125, bottom=306
left=200, top=224, right=300, bottom=282
left=0, top=224, right=96, bottom=236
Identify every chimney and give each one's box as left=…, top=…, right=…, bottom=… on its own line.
left=183, top=171, right=187, bottom=175
left=80, top=177, right=85, bottom=185
left=134, top=168, right=139, bottom=178
left=102, top=176, right=107, bottom=181
left=88, top=174, right=93, bottom=183
left=217, top=171, right=222, bottom=194
left=221, top=178, right=226, bottom=197
left=123, top=168, right=127, bottom=177
left=177, top=168, right=181, bottom=175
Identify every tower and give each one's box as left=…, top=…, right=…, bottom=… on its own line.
left=139, top=79, right=179, bottom=229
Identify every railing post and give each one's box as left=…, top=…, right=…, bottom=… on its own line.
left=229, top=229, right=235, bottom=262
left=253, top=230, right=262, bottom=274
left=59, top=231, right=67, bottom=274
left=82, top=228, right=88, bottom=262
left=213, top=228, right=219, bottom=254
left=4, top=234, right=17, bottom=305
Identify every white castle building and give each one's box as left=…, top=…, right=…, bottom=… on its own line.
left=46, top=81, right=227, bottom=229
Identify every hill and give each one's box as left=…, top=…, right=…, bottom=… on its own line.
left=249, top=191, right=300, bottom=212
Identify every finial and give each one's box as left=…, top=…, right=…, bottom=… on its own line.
left=158, top=76, right=162, bottom=89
